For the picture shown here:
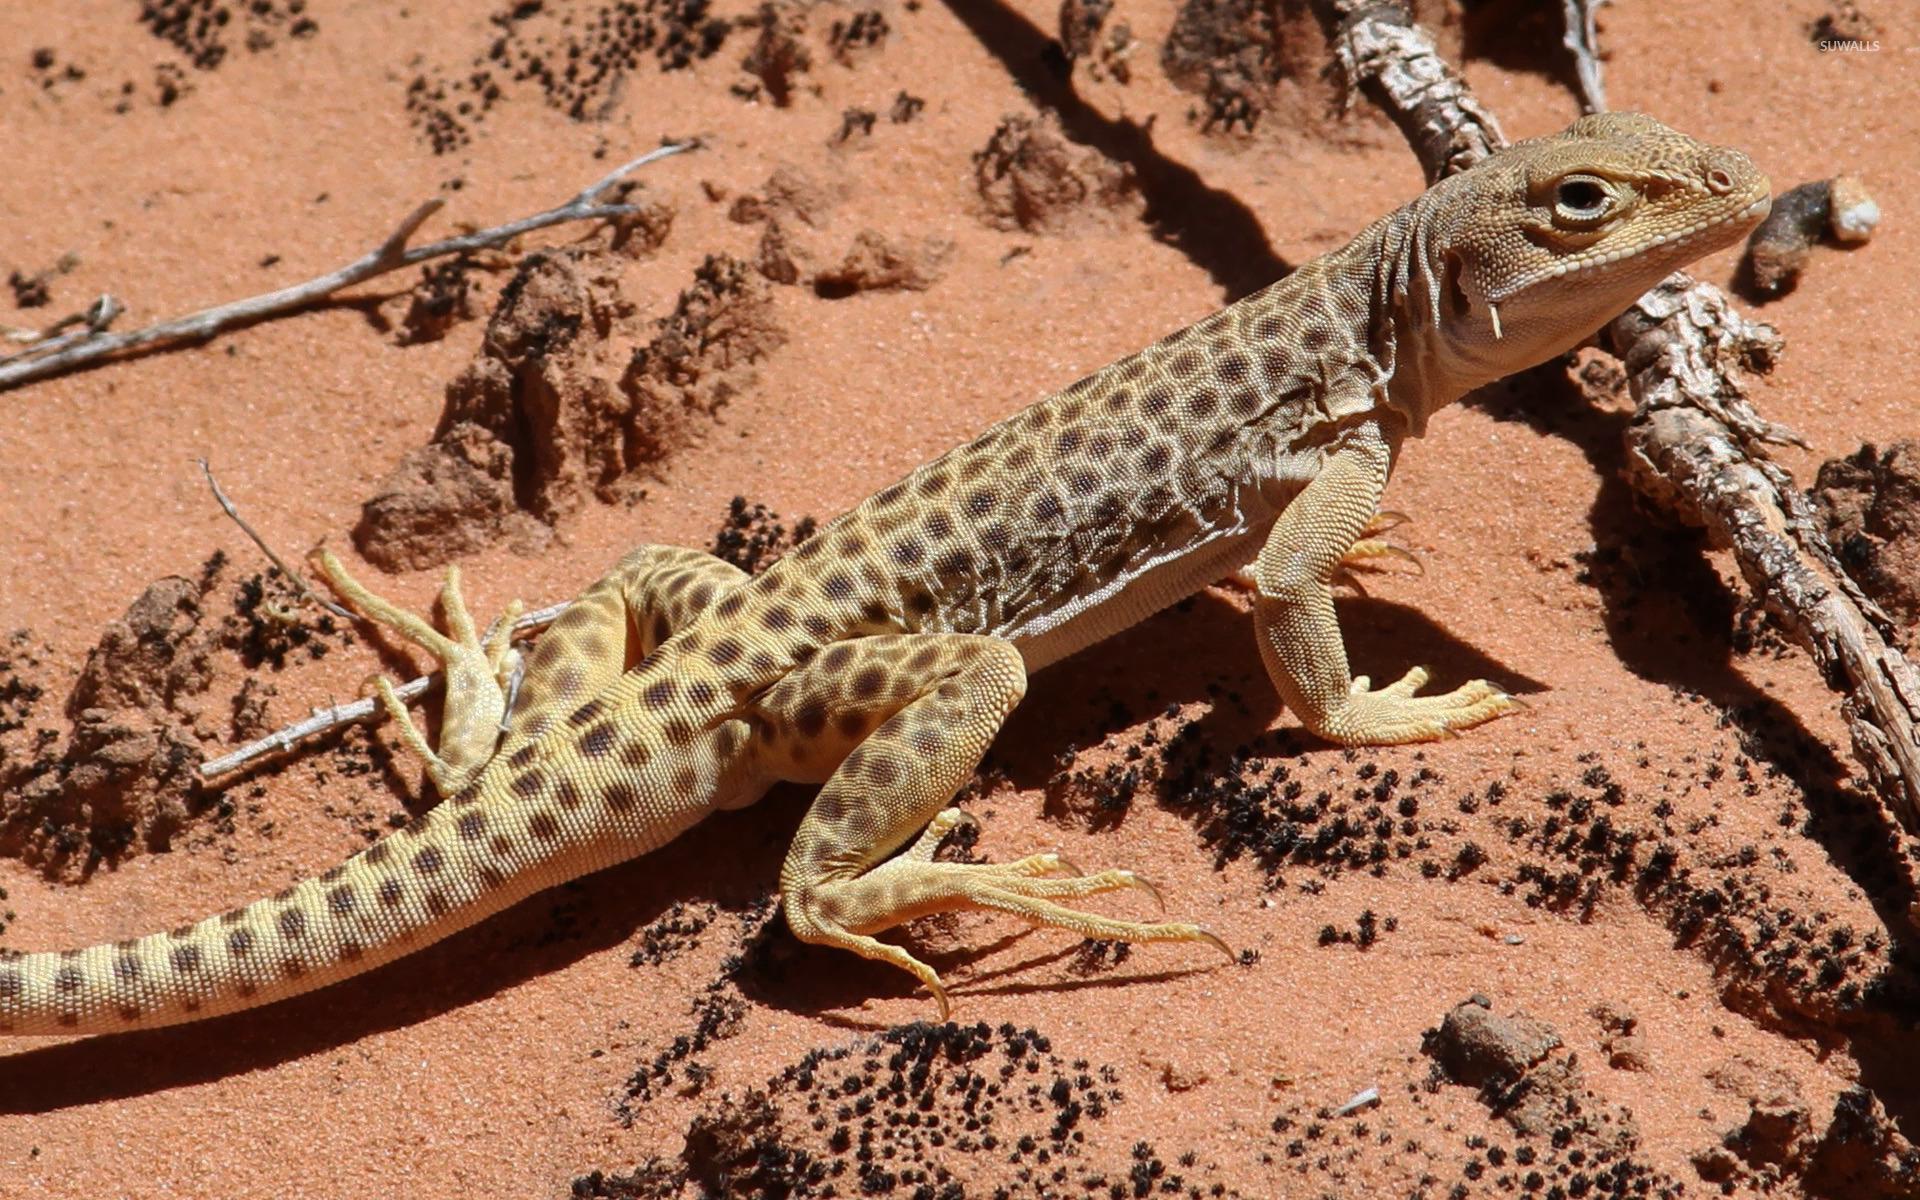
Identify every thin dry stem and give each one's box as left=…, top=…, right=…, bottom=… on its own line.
left=1560, top=0, right=1609, bottom=113
left=198, top=600, right=571, bottom=779
left=0, top=141, right=698, bottom=392
left=198, top=458, right=354, bottom=621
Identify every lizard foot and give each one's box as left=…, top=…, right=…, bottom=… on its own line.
left=786, top=814, right=1229, bottom=1019
left=1331, top=510, right=1421, bottom=595
left=315, top=550, right=525, bottom=792
left=1312, top=666, right=1519, bottom=745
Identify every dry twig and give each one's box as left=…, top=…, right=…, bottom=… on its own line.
left=1560, top=0, right=1609, bottom=114
left=198, top=599, right=571, bottom=779
left=197, top=458, right=354, bottom=620
left=0, top=141, right=698, bottom=393
left=1319, top=0, right=1920, bottom=868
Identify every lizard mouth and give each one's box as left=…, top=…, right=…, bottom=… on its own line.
left=1495, top=189, right=1772, bottom=300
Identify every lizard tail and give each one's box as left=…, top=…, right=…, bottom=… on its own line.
left=0, top=788, right=589, bottom=1036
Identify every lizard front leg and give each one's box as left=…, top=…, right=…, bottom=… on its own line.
left=1253, top=421, right=1517, bottom=744
left=765, top=634, right=1226, bottom=1017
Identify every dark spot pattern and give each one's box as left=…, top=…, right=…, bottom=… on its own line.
left=580, top=723, right=616, bottom=757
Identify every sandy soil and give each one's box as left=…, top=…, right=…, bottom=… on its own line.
left=1, top=1, right=1916, bottom=1196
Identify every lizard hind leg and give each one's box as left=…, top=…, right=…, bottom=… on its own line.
left=768, top=634, right=1227, bottom=1019
left=316, top=550, right=521, bottom=793
left=494, top=545, right=749, bottom=755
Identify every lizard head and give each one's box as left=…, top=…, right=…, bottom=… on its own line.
left=1401, top=112, right=1770, bottom=404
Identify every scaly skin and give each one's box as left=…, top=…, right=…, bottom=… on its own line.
left=1, top=114, right=1769, bottom=1034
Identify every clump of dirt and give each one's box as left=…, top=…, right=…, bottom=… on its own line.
left=825, top=7, right=888, bottom=65
left=352, top=422, right=539, bottom=572
left=1425, top=995, right=1562, bottom=1092
left=137, top=0, right=319, bottom=72
left=1807, top=0, right=1878, bottom=44
left=1057, top=0, right=1136, bottom=84
left=355, top=248, right=780, bottom=570
left=1693, top=1055, right=1918, bottom=1195
left=0, top=556, right=347, bottom=875
left=1058, top=0, right=1114, bottom=62
left=728, top=165, right=952, bottom=295
left=1161, top=0, right=1294, bottom=133
left=1424, top=996, right=1677, bottom=1192
left=391, top=200, right=670, bottom=347
left=397, top=256, right=491, bottom=347
left=1162, top=0, right=1455, bottom=132
left=1805, top=1085, right=1920, bottom=1199
left=629, top=900, right=719, bottom=967
left=0, top=632, right=50, bottom=740
left=598, top=1020, right=1232, bottom=1198
left=1814, top=440, right=1920, bottom=650
left=738, top=1, right=813, bottom=107
left=811, top=230, right=953, bottom=297
left=357, top=249, right=632, bottom=569
left=6, top=255, right=75, bottom=311
left=1591, top=1002, right=1650, bottom=1072
left=707, top=496, right=817, bottom=575
left=973, top=112, right=1139, bottom=232
left=406, top=0, right=731, bottom=153
left=24, top=46, right=89, bottom=100
left=621, top=252, right=785, bottom=450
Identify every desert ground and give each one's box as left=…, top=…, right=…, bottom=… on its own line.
left=1, top=1, right=1916, bottom=1196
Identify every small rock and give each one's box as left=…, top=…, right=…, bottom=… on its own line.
left=1828, top=174, right=1879, bottom=243
left=1426, top=996, right=1562, bottom=1086
left=1606, top=1033, right=1652, bottom=1072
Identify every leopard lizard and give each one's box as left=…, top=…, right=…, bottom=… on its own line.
left=0, top=113, right=1769, bottom=1034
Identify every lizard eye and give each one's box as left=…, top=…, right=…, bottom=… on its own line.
left=1553, top=177, right=1610, bottom=220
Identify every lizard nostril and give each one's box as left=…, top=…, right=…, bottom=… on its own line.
left=1706, top=167, right=1735, bottom=194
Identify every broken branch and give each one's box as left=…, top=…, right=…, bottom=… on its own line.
left=198, top=458, right=354, bottom=621
left=197, top=599, right=572, bottom=780
left=0, top=140, right=699, bottom=393
left=1560, top=0, right=1609, bottom=114
left=1319, top=0, right=1920, bottom=861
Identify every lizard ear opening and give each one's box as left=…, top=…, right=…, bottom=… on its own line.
left=1442, top=250, right=1472, bottom=320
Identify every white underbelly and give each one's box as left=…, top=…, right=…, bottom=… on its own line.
left=1007, top=522, right=1268, bottom=674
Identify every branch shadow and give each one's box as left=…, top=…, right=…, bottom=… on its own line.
left=1466, top=363, right=1920, bottom=935
left=937, top=0, right=1291, bottom=300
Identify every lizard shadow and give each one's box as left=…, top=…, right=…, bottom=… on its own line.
left=0, top=792, right=802, bottom=1114
left=937, top=0, right=1291, bottom=300
left=743, top=589, right=1543, bottom=1019
left=3, top=592, right=1545, bottom=1109
left=997, top=588, right=1549, bottom=791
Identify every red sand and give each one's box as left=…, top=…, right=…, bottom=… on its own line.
left=1, top=1, right=1915, bottom=1196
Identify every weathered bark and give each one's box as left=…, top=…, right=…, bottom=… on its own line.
left=1317, top=0, right=1920, bottom=878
